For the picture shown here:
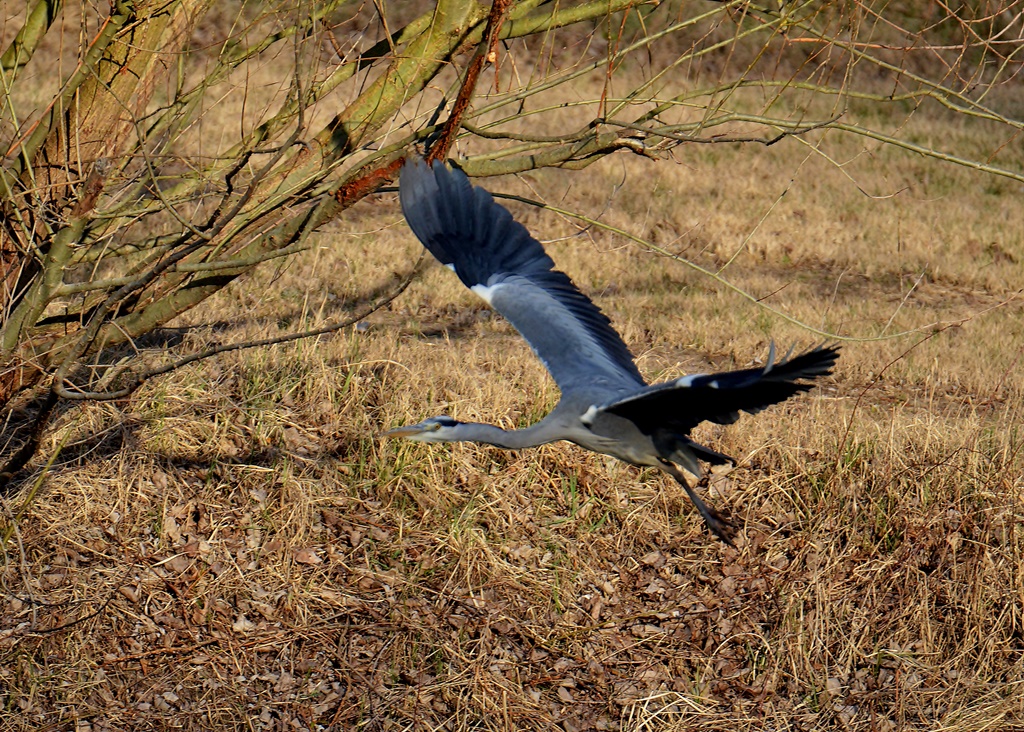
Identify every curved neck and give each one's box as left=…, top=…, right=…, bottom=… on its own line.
left=450, top=420, right=559, bottom=449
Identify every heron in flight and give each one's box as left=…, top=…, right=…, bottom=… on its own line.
left=386, top=158, right=839, bottom=545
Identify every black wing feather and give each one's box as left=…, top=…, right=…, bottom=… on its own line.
left=402, top=158, right=556, bottom=284
left=603, top=345, right=839, bottom=435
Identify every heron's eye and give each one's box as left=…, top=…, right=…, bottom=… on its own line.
left=429, top=422, right=442, bottom=431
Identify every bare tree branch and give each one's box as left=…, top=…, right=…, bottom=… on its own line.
left=1, top=0, right=1022, bottom=476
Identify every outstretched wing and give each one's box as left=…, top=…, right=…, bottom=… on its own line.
left=399, top=157, right=644, bottom=391
left=596, top=344, right=840, bottom=435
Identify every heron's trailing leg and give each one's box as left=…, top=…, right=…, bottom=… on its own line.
left=658, top=459, right=736, bottom=547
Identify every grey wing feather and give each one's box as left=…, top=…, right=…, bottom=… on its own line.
left=400, top=157, right=644, bottom=391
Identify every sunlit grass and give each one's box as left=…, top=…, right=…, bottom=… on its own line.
left=2, top=74, right=1023, bottom=732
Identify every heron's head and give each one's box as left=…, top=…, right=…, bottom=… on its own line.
left=383, top=416, right=461, bottom=442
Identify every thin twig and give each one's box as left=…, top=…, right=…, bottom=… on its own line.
left=55, top=257, right=425, bottom=401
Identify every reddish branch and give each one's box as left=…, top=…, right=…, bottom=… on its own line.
left=334, top=1, right=511, bottom=206
left=426, top=0, right=511, bottom=163
left=333, top=157, right=405, bottom=210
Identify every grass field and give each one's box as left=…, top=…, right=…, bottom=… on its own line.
left=2, top=92, right=1023, bottom=728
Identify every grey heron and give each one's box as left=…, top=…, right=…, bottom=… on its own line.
left=386, top=157, right=839, bottom=545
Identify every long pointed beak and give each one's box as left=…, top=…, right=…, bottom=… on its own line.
left=382, top=425, right=422, bottom=438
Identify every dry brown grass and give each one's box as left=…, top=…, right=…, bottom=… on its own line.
left=2, top=63, right=1024, bottom=732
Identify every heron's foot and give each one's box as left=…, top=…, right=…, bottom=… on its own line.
left=681, top=480, right=738, bottom=546
left=700, top=504, right=737, bottom=548
left=658, top=458, right=740, bottom=547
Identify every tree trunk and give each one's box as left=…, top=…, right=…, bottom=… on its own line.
left=0, top=0, right=211, bottom=409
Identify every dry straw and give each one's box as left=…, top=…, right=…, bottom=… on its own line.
left=2, top=15, right=1023, bottom=727
left=3, top=139, right=1021, bottom=729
